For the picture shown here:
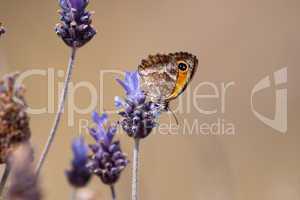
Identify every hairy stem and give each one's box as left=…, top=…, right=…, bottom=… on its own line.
left=131, top=139, right=140, bottom=200
left=35, top=46, right=77, bottom=176
left=0, top=164, right=10, bottom=197
left=110, top=185, right=116, bottom=200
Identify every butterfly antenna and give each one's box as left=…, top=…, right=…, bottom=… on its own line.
left=168, top=108, right=179, bottom=125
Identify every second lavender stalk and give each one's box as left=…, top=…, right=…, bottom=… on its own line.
left=35, top=0, right=96, bottom=176
left=115, top=72, right=160, bottom=200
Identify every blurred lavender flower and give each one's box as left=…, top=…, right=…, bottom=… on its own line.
left=66, top=137, right=91, bottom=188
left=0, top=72, right=31, bottom=164
left=7, top=143, right=42, bottom=200
left=87, top=112, right=128, bottom=185
left=0, top=23, right=5, bottom=37
left=56, top=0, right=96, bottom=47
left=115, top=71, right=160, bottom=139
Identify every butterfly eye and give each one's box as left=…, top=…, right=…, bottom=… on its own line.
left=177, top=62, right=188, bottom=72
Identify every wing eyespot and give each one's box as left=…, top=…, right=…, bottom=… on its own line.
left=177, top=61, right=189, bottom=72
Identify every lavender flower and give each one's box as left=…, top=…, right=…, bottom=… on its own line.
left=0, top=72, right=31, bottom=164
left=7, top=143, right=42, bottom=200
left=115, top=71, right=160, bottom=139
left=66, top=137, right=91, bottom=188
left=87, top=112, right=128, bottom=185
left=36, top=0, right=92, bottom=177
left=0, top=23, right=5, bottom=37
left=56, top=0, right=96, bottom=47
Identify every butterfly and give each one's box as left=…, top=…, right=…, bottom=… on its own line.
left=138, top=52, right=198, bottom=115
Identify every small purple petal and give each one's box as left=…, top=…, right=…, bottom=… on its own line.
left=124, top=72, right=132, bottom=86
left=69, top=0, right=87, bottom=10
left=92, top=112, right=108, bottom=125
left=60, top=0, right=88, bottom=11
left=95, top=149, right=103, bottom=160
left=72, top=137, right=88, bottom=167
left=131, top=71, right=140, bottom=91
left=115, top=159, right=126, bottom=166
left=116, top=78, right=131, bottom=94
left=89, top=144, right=100, bottom=153
left=104, top=127, right=117, bottom=145
left=112, top=151, right=122, bottom=160
left=108, top=143, right=120, bottom=153
left=116, top=71, right=145, bottom=104
left=114, top=96, right=124, bottom=109
left=89, top=128, right=101, bottom=141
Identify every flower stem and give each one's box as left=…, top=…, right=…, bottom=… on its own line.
left=35, top=46, right=77, bottom=176
left=0, top=164, right=10, bottom=196
left=71, top=188, right=77, bottom=200
left=131, top=139, right=140, bottom=200
left=110, top=185, right=116, bottom=200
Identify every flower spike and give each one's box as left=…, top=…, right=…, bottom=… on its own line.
left=87, top=112, right=128, bottom=185
left=56, top=0, right=96, bottom=47
left=66, top=137, right=91, bottom=188
left=115, top=71, right=160, bottom=139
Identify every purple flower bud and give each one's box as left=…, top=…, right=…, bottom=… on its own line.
left=59, top=0, right=88, bottom=12
left=115, top=71, right=161, bottom=139
left=66, top=137, right=91, bottom=188
left=114, top=96, right=125, bottom=109
left=133, top=116, right=141, bottom=125
left=69, top=0, right=88, bottom=11
left=87, top=112, right=128, bottom=185
left=56, top=0, right=96, bottom=47
left=72, top=137, right=88, bottom=167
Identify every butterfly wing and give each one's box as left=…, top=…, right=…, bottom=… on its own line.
left=138, top=52, right=198, bottom=104
left=138, top=54, right=178, bottom=103
left=166, top=52, right=198, bottom=100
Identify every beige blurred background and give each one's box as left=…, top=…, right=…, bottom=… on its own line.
left=0, top=0, right=300, bottom=199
